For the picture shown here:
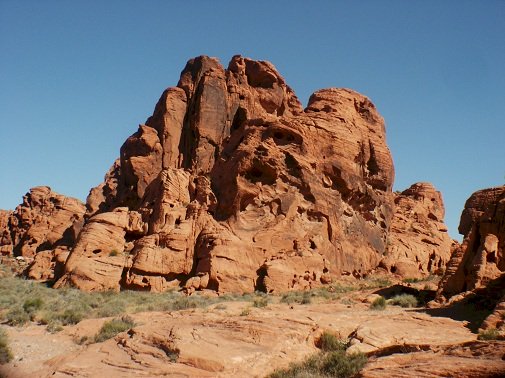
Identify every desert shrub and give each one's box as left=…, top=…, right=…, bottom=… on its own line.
left=0, top=329, right=13, bottom=364
left=109, top=250, right=119, bottom=257
left=478, top=328, right=500, bottom=340
left=23, top=297, right=44, bottom=314
left=317, top=331, right=347, bottom=352
left=94, top=316, right=135, bottom=343
left=269, top=350, right=366, bottom=378
left=280, top=291, right=312, bottom=305
left=370, top=296, right=387, bottom=310
left=253, top=296, right=269, bottom=308
left=171, top=297, right=198, bottom=310
left=6, top=307, right=29, bottom=326
left=46, top=321, right=64, bottom=333
left=388, top=294, right=418, bottom=308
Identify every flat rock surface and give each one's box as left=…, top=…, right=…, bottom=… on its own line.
left=3, top=296, right=501, bottom=378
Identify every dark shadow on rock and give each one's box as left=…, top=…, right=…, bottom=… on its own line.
left=373, top=284, right=436, bottom=305
left=416, top=275, right=505, bottom=333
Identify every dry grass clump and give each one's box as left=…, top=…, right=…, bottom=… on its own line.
left=478, top=328, right=501, bottom=341
left=94, top=315, right=136, bottom=343
left=369, top=296, right=387, bottom=310
left=388, top=294, right=418, bottom=308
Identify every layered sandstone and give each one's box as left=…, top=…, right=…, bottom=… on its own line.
left=56, top=55, right=399, bottom=293
left=438, top=186, right=505, bottom=298
left=380, top=183, right=453, bottom=278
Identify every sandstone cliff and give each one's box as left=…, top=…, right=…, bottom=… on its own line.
left=0, top=56, right=454, bottom=294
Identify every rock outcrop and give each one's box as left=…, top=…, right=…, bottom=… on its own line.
left=0, top=210, right=12, bottom=256
left=0, top=56, right=453, bottom=293
left=380, top=183, right=453, bottom=278
left=0, top=187, right=86, bottom=281
left=56, top=55, right=399, bottom=293
left=438, top=186, right=505, bottom=298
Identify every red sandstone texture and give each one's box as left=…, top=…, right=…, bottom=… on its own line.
left=439, top=186, right=505, bottom=298
left=1, top=56, right=454, bottom=293
left=436, top=186, right=505, bottom=333
left=381, top=183, right=453, bottom=278
left=0, top=187, right=86, bottom=280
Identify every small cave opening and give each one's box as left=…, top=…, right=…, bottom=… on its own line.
left=245, top=160, right=277, bottom=185
left=92, top=249, right=102, bottom=255
left=309, top=240, right=317, bottom=250
left=231, top=107, right=247, bottom=132
left=367, top=142, right=380, bottom=176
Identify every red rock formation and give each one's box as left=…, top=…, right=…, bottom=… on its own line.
left=381, top=183, right=453, bottom=278
left=0, top=210, right=13, bottom=256
left=0, top=187, right=85, bottom=258
left=56, top=56, right=399, bottom=293
left=438, top=186, right=505, bottom=298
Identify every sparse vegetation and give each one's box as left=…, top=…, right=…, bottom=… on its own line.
left=269, top=331, right=366, bottom=378
left=388, top=294, right=418, bottom=308
left=108, top=249, right=119, bottom=257
left=6, top=306, right=30, bottom=326
left=478, top=328, right=500, bottom=341
left=0, top=328, right=13, bottom=364
left=240, top=308, right=251, bottom=316
left=317, top=331, right=347, bottom=352
left=94, top=316, right=135, bottom=343
left=370, top=296, right=387, bottom=310
left=253, top=296, right=269, bottom=308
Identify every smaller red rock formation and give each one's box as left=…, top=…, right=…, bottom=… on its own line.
left=438, top=186, right=505, bottom=298
left=381, top=183, right=453, bottom=278
left=0, top=187, right=86, bottom=280
left=0, top=210, right=13, bottom=256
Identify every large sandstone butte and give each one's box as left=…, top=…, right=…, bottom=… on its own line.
left=0, top=56, right=452, bottom=293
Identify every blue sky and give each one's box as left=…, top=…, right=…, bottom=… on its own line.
left=1, top=1, right=504, bottom=240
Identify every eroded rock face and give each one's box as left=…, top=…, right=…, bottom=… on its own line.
left=438, top=186, right=505, bottom=298
left=0, top=210, right=13, bottom=256
left=0, top=187, right=85, bottom=260
left=55, top=55, right=399, bottom=293
left=381, top=183, right=453, bottom=278
left=53, top=55, right=454, bottom=293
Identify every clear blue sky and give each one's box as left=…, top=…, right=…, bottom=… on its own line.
left=1, top=1, right=504, bottom=240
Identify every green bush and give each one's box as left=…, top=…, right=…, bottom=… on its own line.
left=317, top=331, right=347, bottom=352
left=269, top=350, right=367, bottom=378
left=0, top=329, right=13, bottom=364
left=388, top=294, right=418, bottom=308
left=23, top=297, right=44, bottom=314
left=370, top=296, right=387, bottom=310
left=109, top=250, right=119, bottom=257
left=478, top=328, right=500, bottom=340
left=94, top=316, right=135, bottom=343
left=6, top=307, right=30, bottom=326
